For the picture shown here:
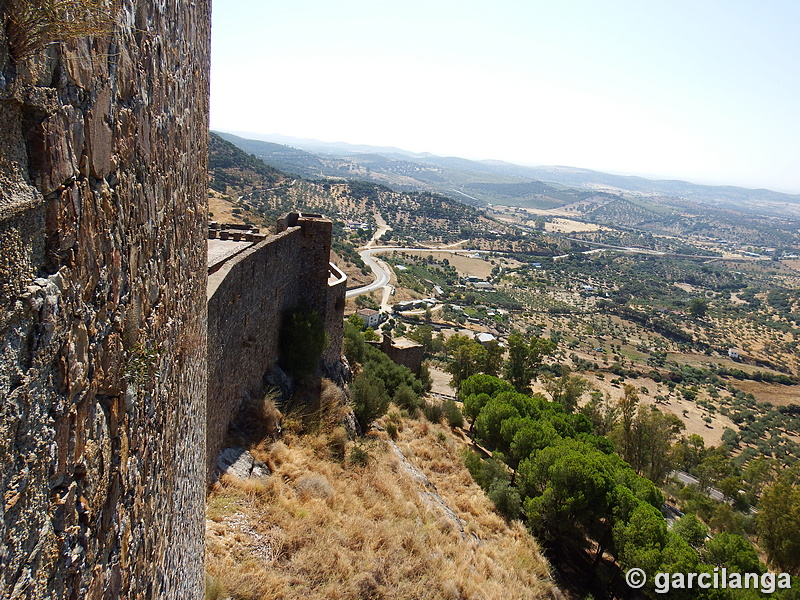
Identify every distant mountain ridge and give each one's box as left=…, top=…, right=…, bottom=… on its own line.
left=207, top=132, right=556, bottom=253
left=216, top=131, right=800, bottom=218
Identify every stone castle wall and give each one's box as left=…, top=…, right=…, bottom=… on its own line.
left=0, top=1, right=210, bottom=598
left=207, top=214, right=345, bottom=478
left=207, top=228, right=303, bottom=477
left=325, top=262, right=348, bottom=365
left=380, top=335, right=425, bottom=376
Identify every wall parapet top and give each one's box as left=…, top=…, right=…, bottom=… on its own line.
left=328, top=261, right=347, bottom=287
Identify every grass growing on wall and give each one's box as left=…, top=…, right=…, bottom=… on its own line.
left=1, top=0, right=115, bottom=59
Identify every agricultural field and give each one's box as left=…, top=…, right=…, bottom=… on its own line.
left=383, top=225, right=800, bottom=463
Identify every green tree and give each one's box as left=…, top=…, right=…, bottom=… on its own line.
left=518, top=440, right=615, bottom=546
left=613, top=500, right=668, bottom=576
left=507, top=419, right=560, bottom=471
left=407, top=324, right=434, bottom=354
left=543, top=373, right=588, bottom=413
left=742, top=456, right=780, bottom=494
left=502, top=332, right=555, bottom=393
left=615, top=384, right=640, bottom=465
left=474, top=398, right=521, bottom=453
left=657, top=533, right=702, bottom=598
left=580, top=390, right=619, bottom=436
left=348, top=313, right=365, bottom=329
left=503, top=331, right=532, bottom=393
left=757, top=475, right=800, bottom=575
left=418, top=363, right=433, bottom=393
left=702, top=532, right=763, bottom=573
left=529, top=336, right=557, bottom=370
left=631, top=407, right=685, bottom=483
left=463, top=392, right=492, bottom=425
left=483, top=339, right=505, bottom=377
left=351, top=372, right=389, bottom=428
left=460, top=373, right=514, bottom=399
left=672, top=514, right=708, bottom=549
left=695, top=447, right=734, bottom=491
left=343, top=320, right=366, bottom=364
left=689, top=297, right=708, bottom=319
left=673, top=434, right=707, bottom=473
left=445, top=335, right=487, bottom=389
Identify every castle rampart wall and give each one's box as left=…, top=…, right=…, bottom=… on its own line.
left=206, top=214, right=345, bottom=479
left=207, top=227, right=304, bottom=476
left=0, top=1, right=210, bottom=597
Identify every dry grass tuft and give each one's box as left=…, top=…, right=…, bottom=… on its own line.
left=231, top=388, right=283, bottom=449
left=2, top=0, right=116, bottom=60
left=206, top=414, right=557, bottom=600
left=204, top=573, right=227, bottom=600
left=294, top=474, right=333, bottom=500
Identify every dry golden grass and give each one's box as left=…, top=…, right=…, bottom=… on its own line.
left=2, top=0, right=115, bottom=59
left=206, top=415, right=557, bottom=600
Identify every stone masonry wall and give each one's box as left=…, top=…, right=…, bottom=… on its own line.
left=325, top=262, right=347, bottom=365
left=380, top=335, right=425, bottom=376
left=207, top=228, right=303, bottom=477
left=0, top=1, right=210, bottom=598
left=207, top=214, right=345, bottom=478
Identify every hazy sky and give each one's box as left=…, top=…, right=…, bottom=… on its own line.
left=210, top=1, right=800, bottom=193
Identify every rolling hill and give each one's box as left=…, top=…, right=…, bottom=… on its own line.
left=208, top=132, right=561, bottom=255
left=217, top=131, right=800, bottom=219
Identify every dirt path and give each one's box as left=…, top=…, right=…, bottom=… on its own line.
left=365, top=212, right=392, bottom=249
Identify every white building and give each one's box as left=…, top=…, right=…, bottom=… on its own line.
left=356, top=308, right=381, bottom=329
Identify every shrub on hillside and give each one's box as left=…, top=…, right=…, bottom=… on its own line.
left=487, top=480, right=522, bottom=521
left=343, top=321, right=366, bottom=365
left=348, top=444, right=371, bottom=468
left=422, top=401, right=444, bottom=423
left=351, top=372, right=389, bottom=428
left=463, top=450, right=510, bottom=491
left=443, top=398, right=464, bottom=429
left=393, top=383, right=420, bottom=412
left=362, top=345, right=423, bottom=397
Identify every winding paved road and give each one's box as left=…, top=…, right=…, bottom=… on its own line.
left=346, top=213, right=471, bottom=301
left=346, top=248, right=394, bottom=298
left=346, top=244, right=477, bottom=300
